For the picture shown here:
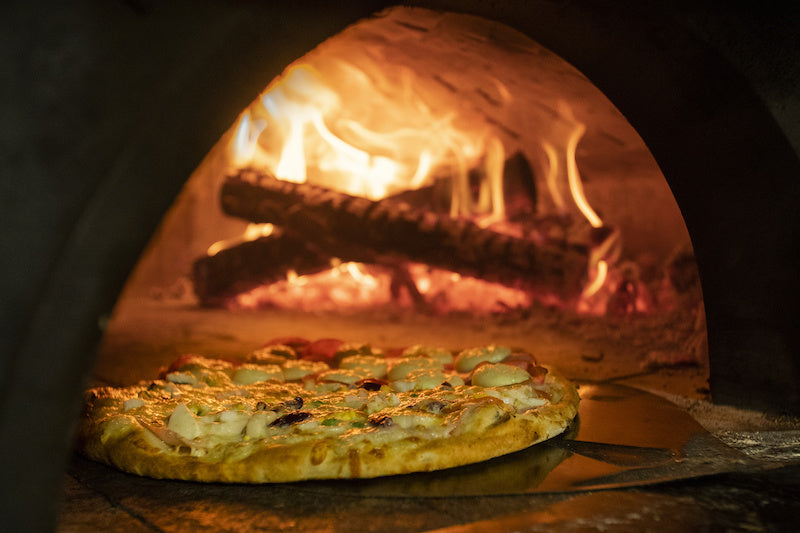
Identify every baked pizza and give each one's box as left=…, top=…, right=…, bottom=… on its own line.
left=77, top=338, right=579, bottom=482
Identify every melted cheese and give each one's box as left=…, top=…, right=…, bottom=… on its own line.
left=339, top=355, right=388, bottom=378
left=401, top=345, right=454, bottom=366
left=167, top=403, right=200, bottom=440
left=232, top=364, right=284, bottom=385
left=471, top=363, right=530, bottom=387
left=388, top=356, right=443, bottom=381
left=454, top=345, right=511, bottom=372
left=95, top=346, right=557, bottom=460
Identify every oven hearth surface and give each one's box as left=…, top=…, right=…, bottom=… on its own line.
left=92, top=296, right=709, bottom=399
left=60, top=383, right=800, bottom=531
left=62, top=301, right=800, bottom=531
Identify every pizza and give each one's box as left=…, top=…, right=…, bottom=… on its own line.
left=77, top=338, right=579, bottom=483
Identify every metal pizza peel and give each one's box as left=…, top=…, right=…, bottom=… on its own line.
left=293, top=382, right=780, bottom=496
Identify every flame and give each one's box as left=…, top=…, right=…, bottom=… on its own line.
left=207, top=223, right=274, bottom=256
left=232, top=262, right=530, bottom=315
left=544, top=101, right=619, bottom=305
left=224, top=58, right=618, bottom=314
left=230, top=63, right=490, bottom=203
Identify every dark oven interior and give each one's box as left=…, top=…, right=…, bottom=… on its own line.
left=3, top=1, right=800, bottom=531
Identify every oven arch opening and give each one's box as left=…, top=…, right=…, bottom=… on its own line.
left=99, top=5, right=704, bottom=398
left=3, top=2, right=799, bottom=531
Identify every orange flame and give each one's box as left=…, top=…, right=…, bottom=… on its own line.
left=230, top=63, right=496, bottom=207
left=224, top=60, right=616, bottom=314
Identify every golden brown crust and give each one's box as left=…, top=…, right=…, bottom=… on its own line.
left=77, top=367, right=578, bottom=483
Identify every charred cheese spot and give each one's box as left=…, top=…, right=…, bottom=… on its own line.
left=368, top=447, right=385, bottom=459
left=310, top=440, right=329, bottom=465
left=348, top=449, right=361, bottom=477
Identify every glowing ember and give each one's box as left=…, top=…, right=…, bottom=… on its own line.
left=231, top=261, right=531, bottom=315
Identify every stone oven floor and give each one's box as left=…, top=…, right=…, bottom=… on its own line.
left=58, top=299, right=800, bottom=531
left=90, top=298, right=711, bottom=398
left=59, top=456, right=800, bottom=532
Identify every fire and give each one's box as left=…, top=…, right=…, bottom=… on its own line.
left=230, top=63, right=493, bottom=206
left=231, top=261, right=531, bottom=315
left=218, top=51, right=623, bottom=314
left=207, top=223, right=274, bottom=257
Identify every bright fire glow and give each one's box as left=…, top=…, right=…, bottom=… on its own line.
left=207, top=223, right=274, bottom=256
left=543, top=101, right=612, bottom=303
left=230, top=63, right=496, bottom=206
left=224, top=57, right=619, bottom=314
left=232, top=262, right=530, bottom=315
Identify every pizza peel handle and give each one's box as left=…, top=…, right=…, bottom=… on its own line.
left=545, top=438, right=681, bottom=468
left=294, top=382, right=765, bottom=497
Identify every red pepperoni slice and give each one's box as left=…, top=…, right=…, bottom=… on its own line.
left=303, top=338, right=345, bottom=362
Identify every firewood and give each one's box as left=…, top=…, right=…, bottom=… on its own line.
left=217, top=169, right=589, bottom=297
left=192, top=230, right=331, bottom=306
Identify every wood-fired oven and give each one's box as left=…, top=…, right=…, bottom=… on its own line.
left=2, top=1, right=799, bottom=531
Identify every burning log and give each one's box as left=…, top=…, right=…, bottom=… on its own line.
left=194, top=169, right=589, bottom=306
left=192, top=230, right=331, bottom=307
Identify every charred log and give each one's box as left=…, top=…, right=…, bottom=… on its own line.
left=192, top=229, right=331, bottom=306
left=214, top=169, right=588, bottom=298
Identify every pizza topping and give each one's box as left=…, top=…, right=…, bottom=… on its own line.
left=245, top=411, right=278, bottom=438
left=262, top=337, right=310, bottom=354
left=166, top=371, right=198, bottom=385
left=356, top=378, right=386, bottom=391
left=205, top=410, right=250, bottom=438
left=368, top=414, right=394, bottom=428
left=471, top=363, right=532, bottom=387
left=270, top=411, right=313, bottom=427
left=314, top=368, right=371, bottom=391
left=248, top=344, right=297, bottom=364
left=339, top=354, right=388, bottom=378
left=333, top=342, right=383, bottom=361
left=413, top=398, right=448, bottom=414
left=101, top=415, right=137, bottom=443
left=167, top=403, right=200, bottom=440
left=452, top=397, right=511, bottom=435
left=454, top=345, right=511, bottom=372
left=365, top=391, right=400, bottom=414
left=528, top=364, right=549, bottom=384
left=401, top=344, right=454, bottom=366
left=232, top=364, right=284, bottom=385
left=281, top=359, right=329, bottom=381
left=122, top=398, right=145, bottom=411
left=282, top=396, right=304, bottom=410
left=305, top=338, right=346, bottom=361
left=391, top=367, right=450, bottom=392
left=388, top=356, right=443, bottom=381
